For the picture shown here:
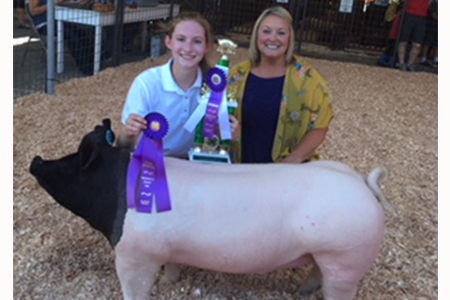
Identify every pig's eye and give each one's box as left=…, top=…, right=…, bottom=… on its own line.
left=106, top=130, right=115, bottom=146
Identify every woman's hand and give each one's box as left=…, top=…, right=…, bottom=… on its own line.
left=280, top=128, right=328, bottom=164
left=229, top=115, right=240, bottom=141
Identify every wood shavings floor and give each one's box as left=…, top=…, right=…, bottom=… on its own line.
left=13, top=48, right=437, bottom=300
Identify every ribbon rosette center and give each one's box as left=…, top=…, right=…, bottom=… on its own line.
left=206, top=67, right=227, bottom=92
left=150, top=121, right=160, bottom=132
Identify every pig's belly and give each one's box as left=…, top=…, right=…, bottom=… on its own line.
left=124, top=207, right=314, bottom=273
left=172, top=249, right=314, bottom=274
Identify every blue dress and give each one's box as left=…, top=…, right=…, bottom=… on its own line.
left=241, top=73, right=285, bottom=163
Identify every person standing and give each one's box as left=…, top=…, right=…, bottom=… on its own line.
left=420, top=0, right=438, bottom=67
left=228, top=6, right=334, bottom=164
left=397, top=0, right=430, bottom=71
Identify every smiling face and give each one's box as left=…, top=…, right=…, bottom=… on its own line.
left=165, top=20, right=210, bottom=71
left=256, top=15, right=291, bottom=63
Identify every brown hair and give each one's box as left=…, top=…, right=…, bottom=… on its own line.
left=159, top=11, right=214, bottom=76
left=249, top=6, right=295, bottom=67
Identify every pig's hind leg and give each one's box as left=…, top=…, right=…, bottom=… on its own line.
left=115, top=252, right=161, bottom=300
left=313, top=250, right=374, bottom=300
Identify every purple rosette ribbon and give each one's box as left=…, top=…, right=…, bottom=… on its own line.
left=127, top=113, right=172, bottom=213
left=203, top=67, right=227, bottom=139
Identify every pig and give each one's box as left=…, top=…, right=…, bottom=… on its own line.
left=30, top=119, right=392, bottom=300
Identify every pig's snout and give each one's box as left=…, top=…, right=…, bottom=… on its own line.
left=30, top=156, right=44, bottom=176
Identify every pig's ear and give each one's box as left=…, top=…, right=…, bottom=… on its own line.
left=78, top=135, right=100, bottom=171
left=93, top=119, right=115, bottom=146
left=102, top=119, right=111, bottom=129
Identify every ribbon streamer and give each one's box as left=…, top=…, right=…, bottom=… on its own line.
left=184, top=66, right=232, bottom=140
left=127, top=113, right=171, bottom=213
left=202, top=90, right=223, bottom=139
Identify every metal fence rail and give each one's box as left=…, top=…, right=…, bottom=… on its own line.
left=13, top=0, right=438, bottom=98
left=14, top=0, right=177, bottom=98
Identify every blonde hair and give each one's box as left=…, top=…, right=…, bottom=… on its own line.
left=249, top=6, right=295, bottom=67
left=159, top=11, right=214, bottom=75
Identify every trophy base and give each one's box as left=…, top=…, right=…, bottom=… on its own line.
left=188, top=148, right=231, bottom=164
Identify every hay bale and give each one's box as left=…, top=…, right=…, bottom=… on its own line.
left=13, top=47, right=437, bottom=299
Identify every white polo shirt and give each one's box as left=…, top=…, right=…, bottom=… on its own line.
left=122, top=59, right=203, bottom=158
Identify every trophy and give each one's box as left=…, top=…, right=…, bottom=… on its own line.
left=184, top=39, right=238, bottom=164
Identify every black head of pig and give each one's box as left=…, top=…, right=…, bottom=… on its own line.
left=30, top=119, right=130, bottom=247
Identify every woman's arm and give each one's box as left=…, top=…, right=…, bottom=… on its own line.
left=281, top=128, right=328, bottom=163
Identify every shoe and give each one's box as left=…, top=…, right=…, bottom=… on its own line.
left=420, top=60, right=432, bottom=67
left=399, top=63, right=408, bottom=71
left=377, top=54, right=389, bottom=67
left=406, top=65, right=415, bottom=72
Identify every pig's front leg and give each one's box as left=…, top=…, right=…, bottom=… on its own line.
left=160, top=263, right=181, bottom=285
left=115, top=251, right=161, bottom=300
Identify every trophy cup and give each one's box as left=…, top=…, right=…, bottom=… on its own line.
left=184, top=39, right=238, bottom=164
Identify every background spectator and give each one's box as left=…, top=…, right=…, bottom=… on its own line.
left=420, top=0, right=438, bottom=67
left=397, top=0, right=430, bottom=71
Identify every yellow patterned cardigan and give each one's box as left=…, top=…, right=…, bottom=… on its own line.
left=228, top=55, right=334, bottom=163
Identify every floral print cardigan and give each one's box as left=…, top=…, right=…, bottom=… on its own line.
left=228, top=55, right=334, bottom=163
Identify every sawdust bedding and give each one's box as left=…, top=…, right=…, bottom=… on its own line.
left=13, top=48, right=437, bottom=300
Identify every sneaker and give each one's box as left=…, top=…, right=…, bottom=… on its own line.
left=420, top=60, right=433, bottom=67
left=406, top=65, right=415, bottom=72
left=399, top=63, right=408, bottom=71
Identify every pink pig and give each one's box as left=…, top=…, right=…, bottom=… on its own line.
left=30, top=120, right=392, bottom=300
left=116, top=158, right=391, bottom=300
